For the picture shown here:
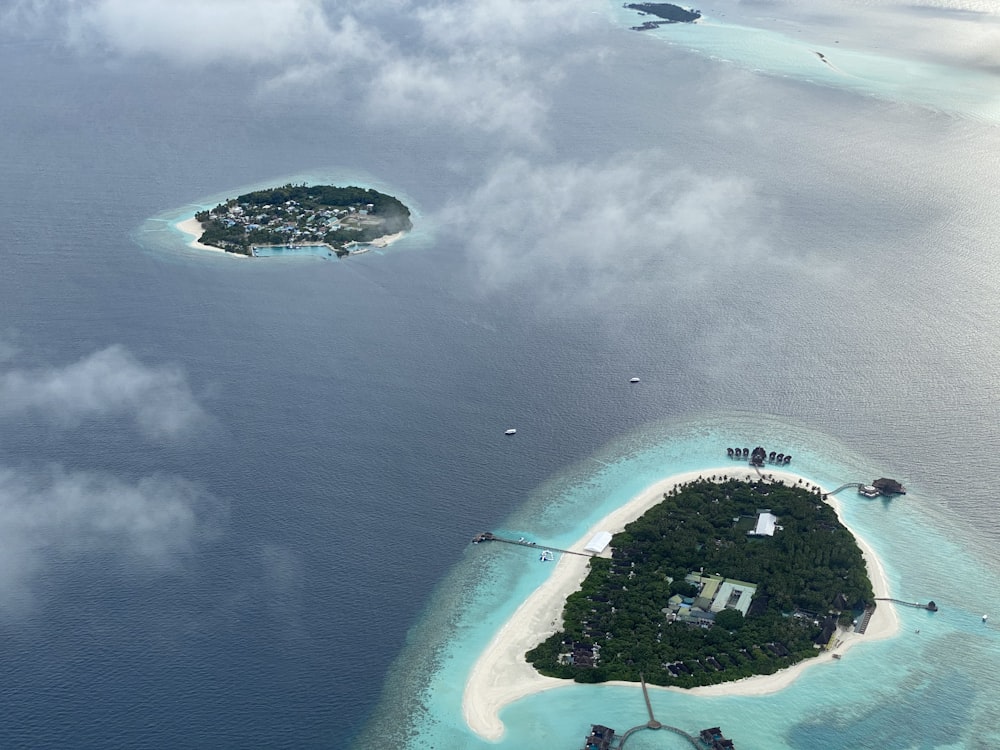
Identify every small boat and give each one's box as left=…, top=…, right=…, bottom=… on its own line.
left=504, top=428, right=517, bottom=435
left=539, top=550, right=554, bottom=562
left=629, top=377, right=640, bottom=383
left=983, top=614, right=989, bottom=622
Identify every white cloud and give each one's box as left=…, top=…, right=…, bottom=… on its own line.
left=66, top=0, right=352, bottom=67
left=4, top=0, right=607, bottom=143
left=443, top=155, right=766, bottom=306
left=0, top=464, right=223, bottom=614
left=414, top=0, right=599, bottom=49
left=364, top=53, right=550, bottom=144
left=0, top=345, right=206, bottom=440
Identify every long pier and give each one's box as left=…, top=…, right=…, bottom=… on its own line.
left=876, top=597, right=938, bottom=611
left=471, top=532, right=593, bottom=557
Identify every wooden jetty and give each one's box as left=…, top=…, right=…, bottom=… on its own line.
left=876, top=597, right=938, bottom=611
left=471, top=532, right=593, bottom=557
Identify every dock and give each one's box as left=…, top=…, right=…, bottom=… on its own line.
left=876, top=597, right=938, bottom=611
left=471, top=532, right=593, bottom=557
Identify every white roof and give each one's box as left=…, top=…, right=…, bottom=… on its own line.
left=752, top=512, right=778, bottom=536
left=584, top=531, right=613, bottom=554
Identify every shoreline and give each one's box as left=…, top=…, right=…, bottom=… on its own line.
left=462, top=466, right=899, bottom=741
left=175, top=217, right=236, bottom=255
left=174, top=217, right=406, bottom=257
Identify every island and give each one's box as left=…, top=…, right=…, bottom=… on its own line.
left=525, top=477, right=873, bottom=687
left=462, top=467, right=898, bottom=741
left=626, top=3, right=702, bottom=30
left=179, top=184, right=412, bottom=257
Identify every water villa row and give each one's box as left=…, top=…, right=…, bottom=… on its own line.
left=726, top=446, right=791, bottom=465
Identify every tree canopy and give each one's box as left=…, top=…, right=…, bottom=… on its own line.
left=526, top=477, right=874, bottom=688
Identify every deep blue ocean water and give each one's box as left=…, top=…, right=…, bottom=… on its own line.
left=2, top=3, right=1000, bottom=748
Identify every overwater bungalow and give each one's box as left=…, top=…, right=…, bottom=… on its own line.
left=873, top=477, right=906, bottom=496
left=700, top=726, right=736, bottom=749
left=583, top=724, right=615, bottom=750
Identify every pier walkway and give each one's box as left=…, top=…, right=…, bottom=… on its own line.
left=826, top=482, right=862, bottom=495
left=876, top=597, right=938, bottom=611
left=471, top=532, right=593, bottom=557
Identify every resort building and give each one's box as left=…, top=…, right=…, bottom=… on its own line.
left=683, top=573, right=758, bottom=617
left=749, top=510, right=779, bottom=537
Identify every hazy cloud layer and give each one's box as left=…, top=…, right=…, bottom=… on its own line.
left=3, top=0, right=603, bottom=142
left=444, top=155, right=766, bottom=306
left=0, top=345, right=206, bottom=440
left=0, top=465, right=222, bottom=613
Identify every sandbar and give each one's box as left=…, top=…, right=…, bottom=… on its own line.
left=462, top=466, right=899, bottom=740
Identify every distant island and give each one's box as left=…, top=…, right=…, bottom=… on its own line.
left=626, top=2, right=701, bottom=30
left=526, top=477, right=874, bottom=688
left=183, top=184, right=412, bottom=257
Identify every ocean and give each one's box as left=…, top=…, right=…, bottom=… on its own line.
left=1, top=1, right=999, bottom=748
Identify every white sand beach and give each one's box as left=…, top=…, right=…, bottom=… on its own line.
left=175, top=217, right=235, bottom=255
left=462, top=467, right=899, bottom=741
left=368, top=231, right=405, bottom=248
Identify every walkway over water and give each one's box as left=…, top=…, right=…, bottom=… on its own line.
left=826, top=482, right=862, bottom=495
left=615, top=675, right=702, bottom=749
left=876, top=597, right=938, bottom=611
left=471, top=532, right=593, bottom=557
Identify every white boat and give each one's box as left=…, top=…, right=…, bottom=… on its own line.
left=629, top=377, right=640, bottom=383
left=539, top=550, right=554, bottom=562
left=983, top=614, right=989, bottom=622
left=505, top=428, right=517, bottom=435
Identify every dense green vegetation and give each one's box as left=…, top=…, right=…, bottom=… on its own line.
left=526, top=478, right=873, bottom=687
left=193, top=184, right=412, bottom=256
left=627, top=3, right=701, bottom=23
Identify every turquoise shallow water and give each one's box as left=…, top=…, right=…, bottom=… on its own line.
left=611, top=4, right=1000, bottom=122
left=360, top=413, right=1000, bottom=749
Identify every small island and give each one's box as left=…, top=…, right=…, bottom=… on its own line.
left=182, top=184, right=412, bottom=257
left=526, top=477, right=874, bottom=688
left=626, top=2, right=702, bottom=30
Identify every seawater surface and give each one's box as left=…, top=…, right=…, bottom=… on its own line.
left=2, top=2, right=1000, bottom=749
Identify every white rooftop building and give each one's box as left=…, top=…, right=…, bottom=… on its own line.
left=750, top=511, right=779, bottom=537
left=584, top=531, right=613, bottom=554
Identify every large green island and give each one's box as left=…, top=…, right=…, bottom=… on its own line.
left=526, top=478, right=874, bottom=688
left=188, top=184, right=412, bottom=257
